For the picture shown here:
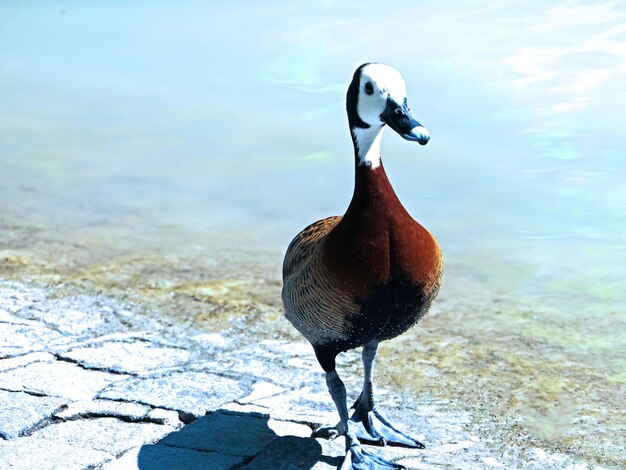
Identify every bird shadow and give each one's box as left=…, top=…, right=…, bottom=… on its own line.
left=137, top=408, right=343, bottom=470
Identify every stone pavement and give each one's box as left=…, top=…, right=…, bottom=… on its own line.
left=0, top=281, right=588, bottom=469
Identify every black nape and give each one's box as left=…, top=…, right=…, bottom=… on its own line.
left=346, top=63, right=372, bottom=131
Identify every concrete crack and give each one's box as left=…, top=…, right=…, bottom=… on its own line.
left=0, top=387, right=58, bottom=399
left=52, top=353, right=133, bottom=376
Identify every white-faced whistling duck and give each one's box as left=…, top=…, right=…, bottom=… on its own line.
left=282, top=63, right=443, bottom=470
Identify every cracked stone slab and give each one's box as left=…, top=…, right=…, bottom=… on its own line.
left=255, top=339, right=318, bottom=359
left=242, top=340, right=336, bottom=374
left=101, top=447, right=144, bottom=470
left=243, top=435, right=344, bottom=470
left=0, top=322, right=67, bottom=357
left=0, top=280, right=599, bottom=469
left=52, top=399, right=183, bottom=428
left=314, top=436, right=425, bottom=470
left=249, top=384, right=338, bottom=425
left=266, top=418, right=313, bottom=438
left=398, top=444, right=503, bottom=470
left=218, top=405, right=433, bottom=468
left=17, top=295, right=129, bottom=337
left=0, top=352, right=55, bottom=373
left=0, top=360, right=129, bottom=400
left=159, top=410, right=278, bottom=457
left=0, top=309, right=32, bottom=325
left=0, top=438, right=112, bottom=470
left=99, top=370, right=249, bottom=418
left=54, top=399, right=151, bottom=421
left=0, top=282, right=46, bottom=314
left=392, top=399, right=475, bottom=447
left=189, top=332, right=230, bottom=348
left=238, top=380, right=288, bottom=404
left=145, top=408, right=183, bottom=427
left=103, top=444, right=244, bottom=470
left=59, top=340, right=192, bottom=374
left=242, top=428, right=426, bottom=470
left=0, top=390, right=67, bottom=440
left=190, top=355, right=320, bottom=390
left=31, top=417, right=174, bottom=456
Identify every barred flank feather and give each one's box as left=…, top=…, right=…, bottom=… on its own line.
left=282, top=216, right=358, bottom=345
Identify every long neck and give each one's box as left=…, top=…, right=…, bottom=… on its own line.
left=351, top=125, right=384, bottom=169
left=348, top=161, right=402, bottom=217
left=345, top=125, right=405, bottom=219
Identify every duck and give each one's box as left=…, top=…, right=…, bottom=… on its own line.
left=282, top=63, right=443, bottom=470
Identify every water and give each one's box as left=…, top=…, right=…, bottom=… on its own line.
left=1, top=1, right=625, bottom=466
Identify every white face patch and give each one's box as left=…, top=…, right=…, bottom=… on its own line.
left=352, top=64, right=412, bottom=168
left=356, top=64, right=408, bottom=127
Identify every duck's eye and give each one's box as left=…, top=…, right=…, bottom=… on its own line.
left=364, top=82, right=374, bottom=95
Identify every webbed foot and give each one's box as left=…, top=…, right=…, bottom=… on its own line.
left=340, top=442, right=406, bottom=470
left=350, top=406, right=424, bottom=448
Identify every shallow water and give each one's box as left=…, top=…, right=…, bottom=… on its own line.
left=1, top=2, right=625, bottom=467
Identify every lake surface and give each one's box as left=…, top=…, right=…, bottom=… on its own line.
left=1, top=1, right=625, bottom=467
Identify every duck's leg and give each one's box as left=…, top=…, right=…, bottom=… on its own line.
left=350, top=341, right=425, bottom=448
left=323, top=368, right=406, bottom=470
left=313, top=346, right=405, bottom=469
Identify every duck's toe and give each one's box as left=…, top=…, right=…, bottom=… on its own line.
left=340, top=442, right=406, bottom=470
left=350, top=407, right=424, bottom=449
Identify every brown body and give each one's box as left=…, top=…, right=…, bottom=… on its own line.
left=282, top=162, right=443, bottom=371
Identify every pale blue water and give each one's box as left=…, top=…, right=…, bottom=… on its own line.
left=2, top=1, right=625, bottom=306
left=1, top=1, right=625, bottom=465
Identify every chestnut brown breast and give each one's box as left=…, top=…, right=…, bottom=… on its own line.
left=282, top=164, right=443, bottom=353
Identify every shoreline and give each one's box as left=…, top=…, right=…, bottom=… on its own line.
left=0, top=278, right=609, bottom=469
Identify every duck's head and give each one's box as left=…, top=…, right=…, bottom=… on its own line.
left=347, top=63, right=430, bottom=147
